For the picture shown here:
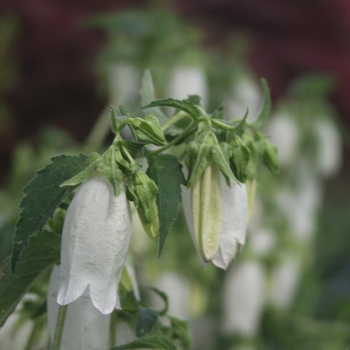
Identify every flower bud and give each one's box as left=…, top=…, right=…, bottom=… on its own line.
left=57, top=175, right=132, bottom=315
left=131, top=115, right=166, bottom=146
left=191, top=162, right=222, bottom=262
left=132, top=171, right=159, bottom=239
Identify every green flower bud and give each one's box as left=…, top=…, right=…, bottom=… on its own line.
left=131, top=115, right=166, bottom=146
left=191, top=162, right=222, bottom=262
left=230, top=136, right=251, bottom=183
left=262, top=140, right=280, bottom=173
left=133, top=171, right=159, bottom=239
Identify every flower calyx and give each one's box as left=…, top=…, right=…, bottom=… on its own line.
left=126, top=171, right=159, bottom=239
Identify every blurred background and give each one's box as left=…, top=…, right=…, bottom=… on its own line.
left=0, top=0, right=350, bottom=349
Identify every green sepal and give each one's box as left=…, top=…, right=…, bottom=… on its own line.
left=96, top=146, right=123, bottom=197
left=230, top=136, right=251, bottom=183
left=59, top=152, right=101, bottom=188
left=211, top=142, right=238, bottom=185
left=110, top=106, right=120, bottom=134
left=251, top=78, right=271, bottom=128
left=211, top=104, right=225, bottom=120
left=187, top=131, right=215, bottom=188
left=131, top=115, right=167, bottom=146
left=262, top=139, right=280, bottom=173
left=132, top=171, right=159, bottom=239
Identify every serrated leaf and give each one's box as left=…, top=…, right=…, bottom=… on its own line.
left=252, top=78, right=271, bottom=128
left=136, top=307, right=158, bottom=338
left=169, top=317, right=193, bottom=349
left=11, top=154, right=88, bottom=272
left=142, top=98, right=200, bottom=120
left=111, top=335, right=178, bottom=350
left=0, top=231, right=61, bottom=327
left=60, top=154, right=100, bottom=187
left=140, top=70, right=168, bottom=126
left=145, top=152, right=186, bottom=257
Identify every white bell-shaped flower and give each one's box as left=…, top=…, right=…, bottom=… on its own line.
left=167, top=65, right=208, bottom=108
left=48, top=265, right=111, bottom=350
left=57, top=175, right=132, bottom=315
left=212, top=176, right=248, bottom=269
left=182, top=169, right=248, bottom=269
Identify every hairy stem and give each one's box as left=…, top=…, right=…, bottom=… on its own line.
left=51, top=305, right=68, bottom=350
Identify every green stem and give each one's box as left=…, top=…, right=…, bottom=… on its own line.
left=161, top=111, right=189, bottom=131
left=151, top=121, right=198, bottom=155
left=51, top=305, right=68, bottom=350
left=110, top=311, right=117, bottom=348
left=211, top=119, right=235, bottom=131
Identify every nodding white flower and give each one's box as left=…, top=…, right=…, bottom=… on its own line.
left=268, top=254, right=301, bottom=310
left=212, top=176, right=248, bottom=269
left=314, top=117, right=342, bottom=177
left=225, top=76, right=262, bottom=122
left=222, top=261, right=265, bottom=336
left=182, top=169, right=248, bottom=269
left=57, top=175, right=132, bottom=315
left=48, top=265, right=111, bottom=350
left=265, top=112, right=299, bottom=167
left=167, top=65, right=208, bottom=108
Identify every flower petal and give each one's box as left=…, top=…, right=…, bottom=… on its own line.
left=57, top=175, right=132, bottom=314
left=212, top=176, right=248, bottom=269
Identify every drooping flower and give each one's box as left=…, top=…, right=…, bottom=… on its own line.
left=182, top=168, right=248, bottom=269
left=167, top=65, right=209, bottom=108
left=48, top=265, right=111, bottom=350
left=57, top=174, right=132, bottom=315
left=212, top=176, right=248, bottom=269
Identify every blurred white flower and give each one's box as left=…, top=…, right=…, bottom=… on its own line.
left=48, top=265, right=111, bottom=350
left=225, top=76, right=262, bottom=122
left=151, top=272, right=190, bottom=320
left=109, top=63, right=139, bottom=106
left=314, top=117, right=342, bottom=177
left=268, top=254, right=301, bottom=310
left=167, top=66, right=208, bottom=108
left=0, top=294, right=49, bottom=350
left=222, top=261, right=265, bottom=336
left=265, top=113, right=299, bottom=167
left=57, top=175, right=132, bottom=315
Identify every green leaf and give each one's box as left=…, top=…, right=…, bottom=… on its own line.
left=0, top=231, right=61, bottom=327
left=11, top=154, right=88, bottom=272
left=60, top=153, right=100, bottom=187
left=169, top=317, right=193, bottom=349
left=136, top=307, right=158, bottom=338
left=251, top=78, right=271, bottom=128
left=145, top=152, right=186, bottom=257
left=140, top=70, right=168, bottom=126
left=142, top=98, right=200, bottom=120
left=111, top=335, right=178, bottom=350
left=148, top=287, right=168, bottom=316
